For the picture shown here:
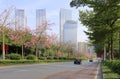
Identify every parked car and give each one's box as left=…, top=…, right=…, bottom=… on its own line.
left=74, top=59, right=81, bottom=64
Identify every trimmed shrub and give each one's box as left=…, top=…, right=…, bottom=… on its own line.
left=26, top=55, right=36, bottom=60
left=62, top=57, right=67, bottom=60
left=59, top=57, right=67, bottom=60
left=39, top=57, right=46, bottom=60
left=59, top=57, right=63, bottom=60
left=68, top=57, right=75, bottom=60
left=104, top=60, right=120, bottom=75
left=47, top=56, right=53, bottom=60
left=53, top=56, right=59, bottom=60
left=8, top=53, right=21, bottom=60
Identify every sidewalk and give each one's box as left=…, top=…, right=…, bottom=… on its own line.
left=97, top=60, right=103, bottom=79
left=44, top=59, right=102, bottom=79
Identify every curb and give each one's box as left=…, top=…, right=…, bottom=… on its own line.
left=95, top=62, right=99, bottom=79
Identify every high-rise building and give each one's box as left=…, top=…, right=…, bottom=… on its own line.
left=60, top=9, right=72, bottom=42
left=63, top=20, right=78, bottom=51
left=15, top=9, right=27, bottom=29
left=36, top=9, right=46, bottom=27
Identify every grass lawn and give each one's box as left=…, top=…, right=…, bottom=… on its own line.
left=102, top=65, right=120, bottom=79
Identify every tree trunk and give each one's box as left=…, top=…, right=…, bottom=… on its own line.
left=35, top=46, right=38, bottom=60
left=110, top=33, right=114, bottom=60
left=104, top=45, right=106, bottom=60
left=2, top=32, right=5, bottom=60
left=107, top=38, right=111, bottom=60
left=118, top=31, right=120, bottom=59
left=22, top=45, right=24, bottom=59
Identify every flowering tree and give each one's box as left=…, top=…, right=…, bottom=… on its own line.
left=45, top=33, right=57, bottom=47
left=8, top=26, right=31, bottom=59
left=25, top=22, right=53, bottom=58
left=0, top=6, right=15, bottom=60
left=43, top=33, right=57, bottom=56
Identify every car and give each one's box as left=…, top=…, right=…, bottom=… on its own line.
left=89, top=59, right=93, bottom=62
left=74, top=59, right=81, bottom=64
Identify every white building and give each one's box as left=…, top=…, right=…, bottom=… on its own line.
left=60, top=9, right=72, bottom=42
left=36, top=9, right=46, bottom=27
left=78, top=42, right=95, bottom=54
left=78, top=42, right=88, bottom=53
left=88, top=46, right=95, bottom=54
left=63, top=20, right=78, bottom=51
left=15, top=9, right=27, bottom=29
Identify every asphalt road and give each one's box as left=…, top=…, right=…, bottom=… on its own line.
left=0, top=61, right=95, bottom=79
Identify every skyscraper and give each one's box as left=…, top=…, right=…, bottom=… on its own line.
left=60, top=9, right=72, bottom=42
left=63, top=20, right=78, bottom=51
left=36, top=9, right=46, bottom=27
left=15, top=9, right=27, bottom=29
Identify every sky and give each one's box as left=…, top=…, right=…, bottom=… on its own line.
left=0, top=0, right=88, bottom=42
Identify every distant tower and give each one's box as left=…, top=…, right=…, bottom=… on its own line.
left=15, top=9, right=27, bottom=29
left=63, top=20, right=78, bottom=51
left=36, top=9, right=46, bottom=28
left=60, top=9, right=72, bottom=42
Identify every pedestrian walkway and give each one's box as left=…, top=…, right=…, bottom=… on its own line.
left=43, top=59, right=102, bottom=79
left=97, top=60, right=103, bottom=79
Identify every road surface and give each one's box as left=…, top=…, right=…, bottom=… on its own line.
left=0, top=61, right=98, bottom=79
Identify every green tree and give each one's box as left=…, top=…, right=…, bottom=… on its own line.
left=70, top=0, right=120, bottom=60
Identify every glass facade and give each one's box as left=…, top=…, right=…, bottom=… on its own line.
left=60, top=9, right=72, bottom=42
left=36, top=9, right=46, bottom=27
left=15, top=9, right=27, bottom=29
left=63, top=20, right=78, bottom=51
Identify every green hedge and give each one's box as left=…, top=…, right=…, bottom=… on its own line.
left=53, top=56, right=59, bottom=60
left=8, top=53, right=21, bottom=60
left=26, top=55, right=36, bottom=60
left=103, top=60, right=120, bottom=75
left=46, top=56, right=53, bottom=60
left=0, top=60, right=71, bottom=65
left=38, top=56, right=75, bottom=60
left=102, top=65, right=120, bottom=79
left=0, top=60, right=38, bottom=65
left=38, top=57, right=46, bottom=60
